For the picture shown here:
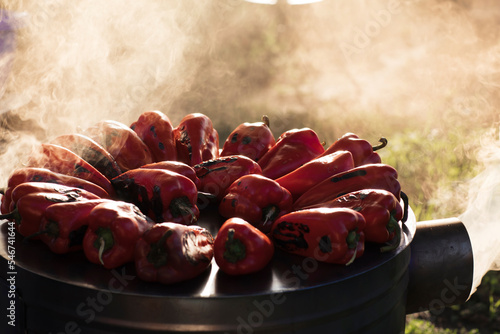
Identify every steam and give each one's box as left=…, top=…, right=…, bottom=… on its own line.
left=459, top=132, right=500, bottom=293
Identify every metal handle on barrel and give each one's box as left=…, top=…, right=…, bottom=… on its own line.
left=406, top=217, right=474, bottom=314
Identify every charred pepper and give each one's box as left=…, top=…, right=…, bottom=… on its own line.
left=318, top=133, right=387, bottom=167
left=271, top=207, right=366, bottom=265
left=194, top=155, right=262, bottom=201
left=173, top=113, right=219, bottom=166
left=305, top=189, right=404, bottom=252
left=112, top=169, right=200, bottom=224
left=49, top=133, right=122, bottom=180
left=257, top=128, right=325, bottom=180
left=139, top=161, right=201, bottom=189
left=219, top=174, right=293, bottom=233
left=220, top=115, right=275, bottom=162
left=85, top=120, right=154, bottom=172
left=131, top=110, right=177, bottom=162
left=275, top=150, right=354, bottom=200
left=293, top=163, right=401, bottom=210
left=134, top=222, right=214, bottom=284
left=214, top=217, right=274, bottom=275
left=83, top=200, right=154, bottom=269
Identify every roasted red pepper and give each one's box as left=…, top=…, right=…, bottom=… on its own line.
left=257, top=128, right=325, bottom=180
left=50, top=133, right=122, bottom=180
left=214, top=217, right=274, bottom=275
left=112, top=169, right=200, bottom=224
left=130, top=110, right=177, bottom=162
left=82, top=200, right=154, bottom=269
left=220, top=116, right=275, bottom=162
left=271, top=208, right=366, bottom=265
left=173, top=113, right=219, bottom=166
left=38, top=199, right=109, bottom=254
left=26, top=143, right=116, bottom=197
left=293, top=163, right=401, bottom=210
left=275, top=150, right=354, bottom=200
left=304, top=189, right=404, bottom=252
left=0, top=192, right=86, bottom=238
left=219, top=174, right=293, bottom=233
left=84, top=120, right=154, bottom=171
left=194, top=155, right=262, bottom=201
left=134, top=222, right=214, bottom=284
left=317, top=133, right=387, bottom=167
left=1, top=167, right=110, bottom=214
left=139, top=161, right=200, bottom=189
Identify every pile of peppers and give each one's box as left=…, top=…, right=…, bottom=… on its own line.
left=0, top=111, right=408, bottom=284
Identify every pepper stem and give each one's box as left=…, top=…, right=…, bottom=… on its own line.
left=170, top=196, right=197, bottom=224
left=94, top=227, right=114, bottom=266
left=345, top=230, right=360, bottom=266
left=0, top=188, right=5, bottom=195
left=23, top=229, right=49, bottom=242
left=261, top=205, right=279, bottom=231
left=380, top=216, right=401, bottom=253
left=223, top=229, right=246, bottom=263
left=262, top=115, right=270, bottom=127
left=345, top=247, right=357, bottom=266
left=0, top=209, right=21, bottom=225
left=98, top=237, right=105, bottom=266
left=372, top=137, right=388, bottom=151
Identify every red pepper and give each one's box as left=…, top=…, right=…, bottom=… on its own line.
left=26, top=143, right=116, bottom=197
left=82, top=200, right=154, bottom=269
left=173, top=113, right=219, bottom=166
left=220, top=115, right=275, bottom=162
left=293, top=163, right=401, bottom=210
left=304, top=189, right=404, bottom=252
left=194, top=155, right=262, bottom=201
left=214, top=217, right=274, bottom=275
left=1, top=167, right=110, bottom=214
left=134, top=222, right=214, bottom=284
left=275, top=150, right=355, bottom=200
left=38, top=199, right=109, bottom=254
left=84, top=120, right=154, bottom=172
left=271, top=208, right=365, bottom=265
left=218, top=174, right=293, bottom=233
left=317, top=133, right=387, bottom=167
left=112, top=169, right=200, bottom=224
left=0, top=192, right=85, bottom=238
left=139, top=161, right=200, bottom=189
left=49, top=133, right=122, bottom=180
left=257, top=128, right=325, bottom=180
left=130, top=110, right=177, bottom=162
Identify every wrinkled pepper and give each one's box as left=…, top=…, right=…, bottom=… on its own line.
left=139, top=161, right=200, bottom=189
left=130, top=110, right=177, bottom=162
left=134, top=222, right=214, bottom=284
left=26, top=143, right=116, bottom=197
left=112, top=169, right=200, bottom=224
left=84, top=120, right=154, bottom=172
left=214, top=217, right=274, bottom=275
left=257, top=128, right=325, bottom=180
left=173, top=113, right=219, bottom=166
left=318, top=133, right=387, bottom=167
left=304, top=189, right=404, bottom=252
left=194, top=155, right=262, bottom=201
left=219, top=174, right=293, bottom=233
left=220, top=115, right=275, bottom=162
left=49, top=133, right=122, bottom=180
left=271, top=207, right=366, bottom=265
left=0, top=192, right=86, bottom=238
left=1, top=167, right=110, bottom=214
left=83, top=200, right=154, bottom=269
left=293, top=163, right=401, bottom=210
left=39, top=199, right=109, bottom=254
left=275, top=150, right=355, bottom=200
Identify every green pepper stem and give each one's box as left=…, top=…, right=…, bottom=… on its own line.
left=262, top=115, right=270, bottom=127
left=345, top=230, right=360, bottom=266
left=380, top=216, right=401, bottom=253
left=223, top=228, right=246, bottom=263
left=147, top=229, right=173, bottom=268
left=170, top=196, right=197, bottom=224
left=94, top=227, right=114, bottom=266
left=372, top=137, right=388, bottom=151
left=262, top=205, right=279, bottom=227
left=345, top=247, right=357, bottom=266
left=23, top=229, right=49, bottom=242
left=0, top=211, right=15, bottom=220
left=98, top=237, right=105, bottom=266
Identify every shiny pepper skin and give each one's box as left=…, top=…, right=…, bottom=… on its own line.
left=134, top=222, right=214, bottom=284
left=271, top=208, right=366, bottom=265
left=220, top=115, right=275, bottom=162
left=219, top=174, right=293, bottom=233
left=214, top=218, right=274, bottom=275
left=131, top=110, right=177, bottom=162
left=173, top=113, right=219, bottom=166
